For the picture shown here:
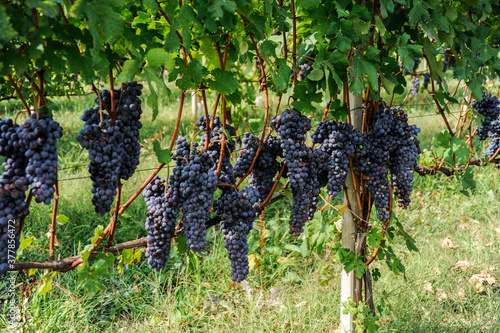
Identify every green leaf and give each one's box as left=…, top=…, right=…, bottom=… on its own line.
left=29, top=268, right=38, bottom=276
left=261, top=40, right=278, bottom=56
left=207, top=69, right=238, bottom=95
left=466, top=77, right=483, bottom=100
left=208, top=0, right=236, bottom=18
left=307, top=69, right=324, bottom=81
left=143, top=0, right=158, bottom=13
left=152, top=140, right=171, bottom=163
left=37, top=271, right=57, bottom=296
left=19, top=236, right=37, bottom=251
left=397, top=34, right=423, bottom=71
left=285, top=244, right=302, bottom=254
left=71, top=0, right=124, bottom=70
left=352, top=56, right=378, bottom=90
left=146, top=48, right=175, bottom=71
left=366, top=228, right=383, bottom=248
left=248, top=118, right=261, bottom=132
left=90, top=225, right=104, bottom=244
left=0, top=6, right=15, bottom=42
left=271, top=58, right=291, bottom=92
left=49, top=214, right=69, bottom=225
left=117, top=59, right=142, bottom=82
left=297, top=0, right=320, bottom=10
left=380, top=0, right=394, bottom=18
left=408, top=1, right=430, bottom=25
left=459, top=168, right=476, bottom=195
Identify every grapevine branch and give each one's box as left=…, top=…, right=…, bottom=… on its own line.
left=7, top=75, right=30, bottom=114
left=291, top=0, right=297, bottom=86
left=106, top=179, right=122, bottom=248
left=49, top=178, right=59, bottom=261
left=11, top=192, right=286, bottom=272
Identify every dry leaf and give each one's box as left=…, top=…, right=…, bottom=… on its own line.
left=441, top=237, right=458, bottom=249
left=424, top=281, right=434, bottom=293
left=436, top=288, right=448, bottom=301
left=451, top=261, right=471, bottom=272
left=295, top=301, right=308, bottom=308
left=457, top=288, right=466, bottom=300
left=335, top=219, right=343, bottom=233
left=469, top=271, right=498, bottom=293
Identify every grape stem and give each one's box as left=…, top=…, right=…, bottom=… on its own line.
left=18, top=190, right=34, bottom=234
left=109, top=69, right=116, bottom=120
left=7, top=75, right=31, bottom=115
left=201, top=87, right=211, bottom=150
left=256, top=163, right=286, bottom=210
left=106, top=179, right=122, bottom=248
left=49, top=177, right=60, bottom=261
left=365, top=185, right=393, bottom=266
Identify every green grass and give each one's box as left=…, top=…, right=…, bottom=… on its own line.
left=1, top=86, right=499, bottom=332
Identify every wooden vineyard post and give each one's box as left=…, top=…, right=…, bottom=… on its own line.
left=340, top=91, right=364, bottom=332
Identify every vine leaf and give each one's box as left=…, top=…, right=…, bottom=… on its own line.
left=207, top=69, right=238, bottom=95
left=49, top=214, right=70, bottom=225
left=0, top=6, right=15, bottom=42
left=307, top=69, right=324, bottom=81
left=153, top=140, right=171, bottom=164
left=37, top=271, right=57, bottom=296
left=397, top=34, right=423, bottom=71
left=146, top=48, right=175, bottom=71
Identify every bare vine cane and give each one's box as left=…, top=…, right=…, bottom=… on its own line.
left=49, top=178, right=60, bottom=261
left=7, top=75, right=31, bottom=115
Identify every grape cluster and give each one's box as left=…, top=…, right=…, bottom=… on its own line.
left=114, top=82, right=143, bottom=179
left=359, top=107, right=421, bottom=218
left=144, top=176, right=177, bottom=270
left=412, top=58, right=421, bottom=73
left=287, top=147, right=327, bottom=236
left=311, top=121, right=363, bottom=200
left=389, top=110, right=421, bottom=208
left=248, top=135, right=282, bottom=202
left=197, top=116, right=237, bottom=184
left=272, top=108, right=311, bottom=141
left=215, top=185, right=258, bottom=282
left=0, top=119, right=30, bottom=276
left=19, top=114, right=62, bottom=204
left=233, top=133, right=259, bottom=178
left=297, top=62, right=312, bottom=81
left=411, top=78, right=420, bottom=96
left=472, top=93, right=500, bottom=141
left=274, top=109, right=323, bottom=236
left=77, top=82, right=143, bottom=215
left=423, top=73, right=431, bottom=89
left=77, top=110, right=124, bottom=215
left=482, top=121, right=500, bottom=158
left=171, top=137, right=218, bottom=252
left=0, top=114, right=63, bottom=276
left=358, top=108, right=397, bottom=220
